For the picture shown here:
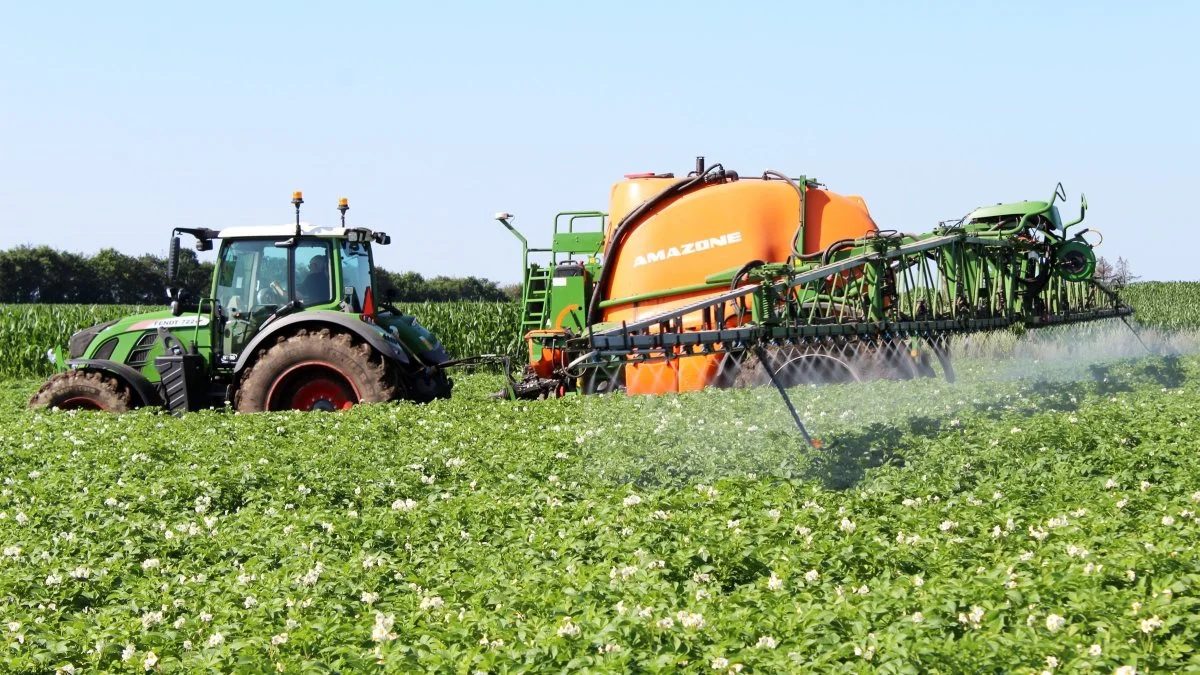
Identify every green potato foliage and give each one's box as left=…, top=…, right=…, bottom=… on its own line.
left=1, top=347, right=1198, bottom=673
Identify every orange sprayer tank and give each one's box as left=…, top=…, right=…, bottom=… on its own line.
left=601, top=176, right=878, bottom=327
left=600, top=174, right=878, bottom=395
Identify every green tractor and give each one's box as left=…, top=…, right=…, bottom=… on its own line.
left=30, top=193, right=453, bottom=413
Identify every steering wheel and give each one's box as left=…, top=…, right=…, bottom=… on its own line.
left=256, top=280, right=286, bottom=306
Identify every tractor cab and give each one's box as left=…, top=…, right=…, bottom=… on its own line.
left=159, top=193, right=397, bottom=369
left=205, top=224, right=383, bottom=363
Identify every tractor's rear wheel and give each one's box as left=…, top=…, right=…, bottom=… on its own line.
left=29, top=370, right=133, bottom=412
left=234, top=328, right=395, bottom=412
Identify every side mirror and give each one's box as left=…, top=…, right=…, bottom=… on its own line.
left=166, top=236, right=181, bottom=283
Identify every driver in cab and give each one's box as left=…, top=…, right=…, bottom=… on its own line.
left=298, top=254, right=330, bottom=305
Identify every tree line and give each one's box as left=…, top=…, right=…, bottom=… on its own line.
left=1093, top=256, right=1138, bottom=289
left=0, top=246, right=515, bottom=304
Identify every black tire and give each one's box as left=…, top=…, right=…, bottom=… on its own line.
left=234, top=328, right=395, bottom=412
left=29, top=370, right=134, bottom=412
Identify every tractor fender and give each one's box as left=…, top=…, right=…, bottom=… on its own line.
left=67, top=359, right=165, bottom=408
left=232, top=311, right=412, bottom=375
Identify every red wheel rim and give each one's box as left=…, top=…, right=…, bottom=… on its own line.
left=265, top=362, right=360, bottom=411
left=290, top=378, right=354, bottom=411
left=58, top=396, right=106, bottom=411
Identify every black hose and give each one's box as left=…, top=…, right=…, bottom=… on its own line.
left=729, top=260, right=767, bottom=291
left=762, top=170, right=824, bottom=262
left=586, top=163, right=731, bottom=323
left=821, top=238, right=859, bottom=265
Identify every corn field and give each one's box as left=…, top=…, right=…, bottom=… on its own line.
left=0, top=302, right=522, bottom=379
left=1121, top=281, right=1200, bottom=330
left=396, top=301, right=522, bottom=362
left=0, top=283, right=1195, bottom=380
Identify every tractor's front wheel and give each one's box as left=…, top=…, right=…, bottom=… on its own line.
left=234, top=328, right=395, bottom=412
left=29, top=370, right=134, bottom=412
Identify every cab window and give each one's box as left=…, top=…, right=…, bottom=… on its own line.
left=215, top=239, right=289, bottom=316
left=340, top=241, right=374, bottom=311
left=295, top=241, right=333, bottom=305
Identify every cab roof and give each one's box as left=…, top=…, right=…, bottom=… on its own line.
left=216, top=222, right=359, bottom=239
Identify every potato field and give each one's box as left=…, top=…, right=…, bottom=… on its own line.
left=0, top=284, right=1198, bottom=673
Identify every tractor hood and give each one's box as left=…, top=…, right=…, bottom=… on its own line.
left=68, top=319, right=120, bottom=359
left=105, top=309, right=212, bottom=335
left=65, top=307, right=213, bottom=371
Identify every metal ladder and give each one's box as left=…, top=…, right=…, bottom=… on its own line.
left=521, top=266, right=552, bottom=332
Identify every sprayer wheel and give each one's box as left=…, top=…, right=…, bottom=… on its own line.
left=234, top=328, right=395, bottom=412
left=29, top=369, right=133, bottom=412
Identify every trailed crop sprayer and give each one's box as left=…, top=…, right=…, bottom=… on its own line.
left=497, top=157, right=1132, bottom=403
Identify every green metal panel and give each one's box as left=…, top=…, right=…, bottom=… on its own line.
left=964, top=201, right=1051, bottom=221
left=964, top=202, right=1064, bottom=231
left=546, top=274, right=589, bottom=332
left=552, top=232, right=604, bottom=256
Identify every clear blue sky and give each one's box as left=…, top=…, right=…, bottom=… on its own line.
left=1, top=1, right=1196, bottom=283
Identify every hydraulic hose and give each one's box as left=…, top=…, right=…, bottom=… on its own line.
left=762, top=170, right=824, bottom=262
left=821, top=239, right=859, bottom=265
left=586, top=163, right=732, bottom=323
left=730, top=260, right=767, bottom=291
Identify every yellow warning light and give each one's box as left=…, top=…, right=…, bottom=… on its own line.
left=338, top=197, right=349, bottom=207
left=293, top=191, right=303, bottom=200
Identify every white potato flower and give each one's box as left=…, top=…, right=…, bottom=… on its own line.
left=755, top=635, right=777, bottom=649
